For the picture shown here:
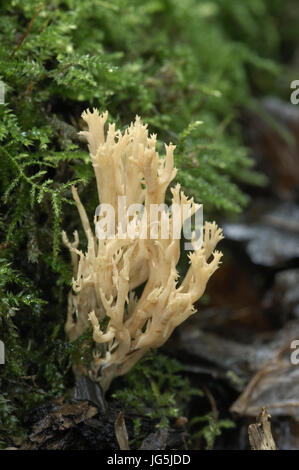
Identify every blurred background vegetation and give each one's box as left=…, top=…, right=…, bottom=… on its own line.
left=0, top=0, right=298, bottom=447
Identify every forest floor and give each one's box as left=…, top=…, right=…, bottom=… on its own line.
left=13, top=97, right=299, bottom=451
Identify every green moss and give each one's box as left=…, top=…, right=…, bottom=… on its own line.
left=190, top=413, right=235, bottom=450
left=111, top=351, right=203, bottom=441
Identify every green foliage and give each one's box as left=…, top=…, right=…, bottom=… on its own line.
left=0, top=0, right=296, bottom=447
left=0, top=257, right=73, bottom=447
left=0, top=0, right=282, bottom=223
left=190, top=412, right=235, bottom=450
left=111, top=351, right=203, bottom=439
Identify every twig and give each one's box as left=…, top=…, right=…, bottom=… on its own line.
left=203, top=386, right=218, bottom=421
left=10, top=3, right=42, bottom=59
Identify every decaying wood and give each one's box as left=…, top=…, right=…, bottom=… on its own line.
left=248, top=407, right=276, bottom=450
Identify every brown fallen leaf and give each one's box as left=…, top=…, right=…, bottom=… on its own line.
left=28, top=400, right=98, bottom=445
left=114, top=411, right=130, bottom=450
left=231, top=341, right=299, bottom=421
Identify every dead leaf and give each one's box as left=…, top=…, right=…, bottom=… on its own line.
left=114, top=412, right=130, bottom=450
left=140, top=428, right=168, bottom=450
left=231, top=342, right=299, bottom=421
left=28, top=400, right=98, bottom=445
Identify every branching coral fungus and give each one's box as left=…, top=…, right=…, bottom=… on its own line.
left=63, top=109, right=223, bottom=392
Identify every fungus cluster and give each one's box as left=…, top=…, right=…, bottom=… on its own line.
left=63, top=109, right=223, bottom=391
